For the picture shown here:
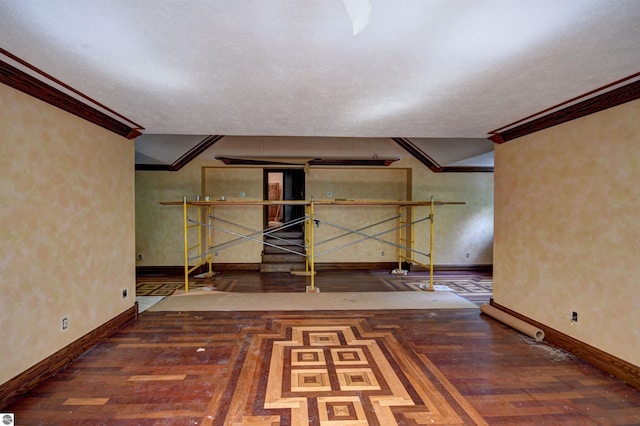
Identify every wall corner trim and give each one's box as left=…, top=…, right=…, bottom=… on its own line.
left=488, top=74, right=640, bottom=143
left=135, top=135, right=224, bottom=171
left=0, top=304, right=138, bottom=410
left=0, top=50, right=144, bottom=139
left=489, top=300, right=640, bottom=389
left=392, top=137, right=494, bottom=172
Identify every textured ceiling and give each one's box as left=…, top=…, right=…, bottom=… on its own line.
left=2, top=0, right=639, bottom=163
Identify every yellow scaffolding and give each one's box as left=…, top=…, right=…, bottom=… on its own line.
left=181, top=197, right=214, bottom=293
left=162, top=198, right=463, bottom=292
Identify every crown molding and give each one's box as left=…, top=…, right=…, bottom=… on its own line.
left=215, top=156, right=398, bottom=167
left=392, top=138, right=494, bottom=173
left=0, top=50, right=143, bottom=139
left=489, top=73, right=640, bottom=144
left=135, top=135, right=224, bottom=171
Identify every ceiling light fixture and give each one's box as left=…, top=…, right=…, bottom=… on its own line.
left=342, top=0, right=372, bottom=36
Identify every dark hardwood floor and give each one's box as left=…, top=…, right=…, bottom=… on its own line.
left=5, top=270, right=640, bottom=425
left=136, top=269, right=494, bottom=305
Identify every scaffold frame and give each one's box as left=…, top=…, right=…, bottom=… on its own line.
left=161, top=198, right=464, bottom=293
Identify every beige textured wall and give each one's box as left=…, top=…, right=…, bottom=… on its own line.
left=0, top=84, right=136, bottom=384
left=204, top=167, right=263, bottom=262
left=494, top=99, right=640, bottom=366
left=403, top=156, right=494, bottom=267
left=308, top=168, right=408, bottom=263
left=135, top=168, right=199, bottom=266
left=135, top=137, right=493, bottom=267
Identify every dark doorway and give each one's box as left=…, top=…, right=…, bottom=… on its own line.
left=264, top=169, right=305, bottom=230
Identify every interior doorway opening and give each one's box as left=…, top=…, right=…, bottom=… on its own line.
left=266, top=171, right=284, bottom=227
left=264, top=169, right=305, bottom=230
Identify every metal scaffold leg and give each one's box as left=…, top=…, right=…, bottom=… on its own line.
left=162, top=197, right=463, bottom=295
left=305, top=200, right=318, bottom=292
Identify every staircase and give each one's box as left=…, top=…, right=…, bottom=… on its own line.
left=260, top=230, right=306, bottom=273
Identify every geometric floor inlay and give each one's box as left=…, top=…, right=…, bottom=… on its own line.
left=12, top=308, right=640, bottom=425
left=213, top=319, right=486, bottom=425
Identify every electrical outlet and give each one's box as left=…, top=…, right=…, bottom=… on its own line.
left=465, top=252, right=470, bottom=258
left=571, top=311, right=578, bottom=322
left=137, top=254, right=142, bottom=261
left=381, top=251, right=385, bottom=256
left=62, top=317, right=68, bottom=330
left=122, top=289, right=128, bottom=298
left=214, top=251, right=219, bottom=256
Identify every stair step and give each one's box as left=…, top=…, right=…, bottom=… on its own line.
left=264, top=244, right=305, bottom=254
left=261, top=230, right=306, bottom=273
left=262, top=253, right=306, bottom=263
left=265, top=237, right=304, bottom=246
left=265, top=231, right=303, bottom=239
left=260, top=262, right=307, bottom=273
left=263, top=241, right=305, bottom=252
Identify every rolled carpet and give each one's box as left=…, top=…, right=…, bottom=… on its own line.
left=480, top=303, right=545, bottom=341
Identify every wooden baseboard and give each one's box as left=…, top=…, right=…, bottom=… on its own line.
left=138, top=263, right=493, bottom=275
left=314, top=263, right=490, bottom=272
left=314, top=262, right=397, bottom=271
left=213, top=263, right=261, bottom=271
left=489, top=300, right=640, bottom=389
left=413, top=264, right=493, bottom=273
left=136, top=265, right=185, bottom=276
left=137, top=264, right=260, bottom=276
left=0, top=304, right=138, bottom=410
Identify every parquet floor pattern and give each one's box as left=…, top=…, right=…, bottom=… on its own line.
left=136, top=270, right=494, bottom=305
left=7, top=272, right=640, bottom=424
left=7, top=309, right=640, bottom=425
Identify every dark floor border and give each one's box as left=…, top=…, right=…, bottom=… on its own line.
left=411, top=264, right=493, bottom=273
left=0, top=304, right=138, bottom=410
left=137, top=263, right=493, bottom=276
left=136, top=264, right=259, bottom=276
left=489, top=300, right=640, bottom=389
